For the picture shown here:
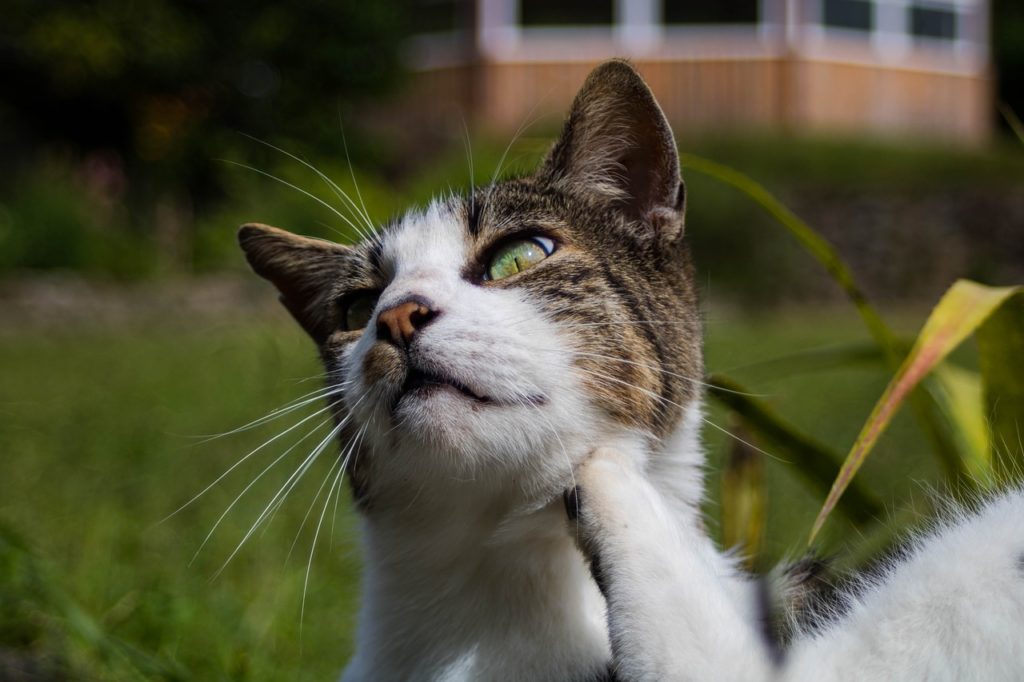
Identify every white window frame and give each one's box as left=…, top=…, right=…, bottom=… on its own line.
left=411, top=0, right=987, bottom=74
left=804, top=0, right=987, bottom=71
left=479, top=0, right=775, bottom=61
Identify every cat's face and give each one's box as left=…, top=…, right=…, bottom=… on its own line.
left=239, top=61, right=702, bottom=509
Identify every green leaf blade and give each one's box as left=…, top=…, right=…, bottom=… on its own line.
left=809, top=281, right=1023, bottom=543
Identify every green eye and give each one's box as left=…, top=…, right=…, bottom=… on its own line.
left=485, top=236, right=555, bottom=281
left=342, top=291, right=379, bottom=331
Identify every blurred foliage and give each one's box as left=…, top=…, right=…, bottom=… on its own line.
left=0, top=0, right=413, bottom=283
left=994, top=0, right=1024, bottom=132
left=0, top=322, right=363, bottom=680
left=0, top=523, right=187, bottom=679
left=0, top=0, right=407, bottom=232
left=0, top=159, right=157, bottom=279
left=689, top=157, right=1023, bottom=557
left=2, top=129, right=1022, bottom=299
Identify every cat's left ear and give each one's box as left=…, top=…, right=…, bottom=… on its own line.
left=238, top=223, right=350, bottom=343
left=538, top=60, right=685, bottom=244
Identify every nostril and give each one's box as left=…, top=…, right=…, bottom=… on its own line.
left=375, top=315, right=394, bottom=343
left=409, top=305, right=440, bottom=331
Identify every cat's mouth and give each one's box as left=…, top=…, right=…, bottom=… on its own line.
left=400, top=368, right=492, bottom=405
left=392, top=366, right=547, bottom=410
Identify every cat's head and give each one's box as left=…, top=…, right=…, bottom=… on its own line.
left=239, top=61, right=702, bottom=509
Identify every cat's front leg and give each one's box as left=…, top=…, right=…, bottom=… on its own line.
left=568, top=446, right=775, bottom=682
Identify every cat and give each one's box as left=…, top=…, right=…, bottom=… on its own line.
left=238, top=60, right=1024, bottom=681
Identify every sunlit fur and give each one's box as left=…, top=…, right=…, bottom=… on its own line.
left=572, top=444, right=1024, bottom=681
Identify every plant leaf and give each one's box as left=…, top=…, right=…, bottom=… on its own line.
left=722, top=340, right=885, bottom=382
left=977, top=292, right=1024, bottom=479
left=720, top=423, right=766, bottom=570
left=931, top=363, right=991, bottom=483
left=683, top=153, right=965, bottom=481
left=999, top=103, right=1024, bottom=146
left=0, top=521, right=188, bottom=680
left=680, top=153, right=898, bottom=352
left=707, top=374, right=883, bottom=526
left=809, top=280, right=1024, bottom=543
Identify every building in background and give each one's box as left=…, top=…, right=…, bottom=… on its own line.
left=406, top=0, right=991, bottom=142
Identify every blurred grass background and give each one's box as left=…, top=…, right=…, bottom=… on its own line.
left=0, top=305, right=947, bottom=680
left=1, top=0, right=1023, bottom=679
left=1, top=283, right=990, bottom=679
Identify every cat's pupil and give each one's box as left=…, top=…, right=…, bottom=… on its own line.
left=486, top=236, right=554, bottom=281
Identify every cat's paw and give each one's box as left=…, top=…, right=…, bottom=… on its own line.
left=564, top=445, right=645, bottom=521
left=564, top=447, right=628, bottom=518
left=563, top=446, right=654, bottom=593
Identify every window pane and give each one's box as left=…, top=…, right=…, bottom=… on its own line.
left=910, top=5, right=957, bottom=40
left=663, top=0, right=759, bottom=24
left=823, top=0, right=874, bottom=31
left=414, top=0, right=470, bottom=33
left=520, top=0, right=613, bottom=26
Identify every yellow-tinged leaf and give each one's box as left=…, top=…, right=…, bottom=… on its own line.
left=721, top=425, right=766, bottom=570
left=809, top=280, right=1023, bottom=543
left=977, top=293, right=1024, bottom=478
left=931, top=363, right=991, bottom=483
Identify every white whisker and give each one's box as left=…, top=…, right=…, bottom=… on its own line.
left=189, top=411, right=336, bottom=565
left=337, top=116, right=376, bottom=234
left=211, top=413, right=352, bottom=579
left=163, top=400, right=339, bottom=527
left=218, top=159, right=361, bottom=240
left=241, top=133, right=373, bottom=242
left=571, top=364, right=787, bottom=463
left=331, top=425, right=368, bottom=549
left=190, top=385, right=340, bottom=444
left=301, top=423, right=367, bottom=639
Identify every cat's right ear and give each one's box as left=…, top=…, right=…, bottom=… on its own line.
left=538, top=60, right=685, bottom=247
left=238, top=223, right=349, bottom=343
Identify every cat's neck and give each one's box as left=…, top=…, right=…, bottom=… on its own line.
left=343, top=486, right=611, bottom=681
left=342, top=416, right=708, bottom=681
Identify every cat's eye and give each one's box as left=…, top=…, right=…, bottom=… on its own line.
left=484, top=236, right=555, bottom=281
left=342, top=291, right=379, bottom=331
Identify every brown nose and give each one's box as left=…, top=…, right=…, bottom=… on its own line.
left=376, top=299, right=440, bottom=347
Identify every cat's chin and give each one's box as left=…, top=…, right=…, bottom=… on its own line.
left=382, top=390, right=562, bottom=469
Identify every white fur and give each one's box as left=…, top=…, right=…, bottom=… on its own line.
left=334, top=198, right=1024, bottom=680
left=580, top=441, right=1024, bottom=681
left=574, top=444, right=770, bottom=682
left=786, top=491, right=1024, bottom=681
left=339, top=199, right=671, bottom=681
left=344, top=200, right=600, bottom=494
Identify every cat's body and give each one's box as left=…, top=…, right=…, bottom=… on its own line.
left=239, top=61, right=1024, bottom=681
left=572, top=445, right=1024, bottom=682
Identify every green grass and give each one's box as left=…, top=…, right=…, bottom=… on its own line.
left=0, top=315, right=360, bottom=680
left=0, top=304, right=946, bottom=679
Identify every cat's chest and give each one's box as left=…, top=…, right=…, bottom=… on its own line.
left=348, top=505, right=613, bottom=681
